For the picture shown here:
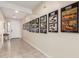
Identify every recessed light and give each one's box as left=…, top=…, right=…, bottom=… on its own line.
left=15, top=10, right=19, bottom=13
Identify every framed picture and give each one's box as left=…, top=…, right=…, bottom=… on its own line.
left=48, top=10, right=58, bottom=32
left=61, top=2, right=78, bottom=32
left=23, top=23, right=26, bottom=30
left=29, top=21, right=32, bottom=32
left=26, top=22, right=30, bottom=31
left=33, top=18, right=39, bottom=33
left=40, top=15, right=47, bottom=33
left=29, top=18, right=39, bottom=33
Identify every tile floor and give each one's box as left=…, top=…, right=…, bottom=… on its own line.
left=0, top=39, right=46, bottom=58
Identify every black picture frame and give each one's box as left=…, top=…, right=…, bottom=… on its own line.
left=23, top=23, right=26, bottom=30
left=23, top=23, right=27, bottom=30
left=61, top=2, right=79, bottom=33
left=29, top=21, right=32, bottom=32
left=26, top=22, right=30, bottom=31
left=48, top=10, right=58, bottom=32
left=34, top=18, right=39, bottom=33
left=29, top=18, right=39, bottom=33
left=40, top=15, right=47, bottom=33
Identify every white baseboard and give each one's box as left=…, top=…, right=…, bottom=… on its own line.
left=23, top=39, right=50, bottom=58
left=11, top=38, right=21, bottom=39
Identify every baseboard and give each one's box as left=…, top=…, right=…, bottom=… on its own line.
left=11, top=38, right=21, bottom=39
left=23, top=39, right=50, bottom=58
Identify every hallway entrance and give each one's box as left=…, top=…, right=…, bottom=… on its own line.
left=7, top=20, right=21, bottom=39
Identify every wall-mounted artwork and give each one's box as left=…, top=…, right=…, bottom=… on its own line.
left=33, top=18, right=39, bottom=33
left=61, top=2, right=78, bottom=32
left=48, top=10, right=58, bottom=32
left=29, top=21, right=32, bottom=32
left=29, top=18, right=39, bottom=33
left=40, top=15, right=47, bottom=33
left=26, top=22, right=30, bottom=31
left=23, top=22, right=30, bottom=31
left=23, top=23, right=26, bottom=30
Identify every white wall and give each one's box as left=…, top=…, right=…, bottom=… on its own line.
left=0, top=10, right=5, bottom=48
left=22, top=1, right=79, bottom=58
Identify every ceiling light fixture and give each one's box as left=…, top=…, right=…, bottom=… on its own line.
left=15, top=10, right=19, bottom=13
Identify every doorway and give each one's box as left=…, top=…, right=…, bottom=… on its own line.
left=7, top=20, right=21, bottom=39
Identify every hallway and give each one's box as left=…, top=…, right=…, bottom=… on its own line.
left=0, top=1, right=79, bottom=58
left=0, top=39, right=46, bottom=58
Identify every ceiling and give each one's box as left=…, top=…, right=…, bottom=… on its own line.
left=1, top=7, right=27, bottom=20
left=0, top=1, right=42, bottom=20
left=7, top=1, right=42, bottom=10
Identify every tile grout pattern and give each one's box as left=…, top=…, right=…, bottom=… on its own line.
left=0, top=39, right=47, bottom=58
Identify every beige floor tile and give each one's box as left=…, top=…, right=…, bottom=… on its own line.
left=0, top=39, right=47, bottom=58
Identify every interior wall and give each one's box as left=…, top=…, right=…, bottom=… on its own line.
left=0, top=10, right=5, bottom=48
left=22, top=1, right=79, bottom=58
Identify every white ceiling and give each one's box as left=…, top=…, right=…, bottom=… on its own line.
left=1, top=7, right=27, bottom=20
left=6, top=1, right=42, bottom=10
left=0, top=1, right=42, bottom=20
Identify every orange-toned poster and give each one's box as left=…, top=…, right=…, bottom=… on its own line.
left=61, top=2, right=78, bottom=32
